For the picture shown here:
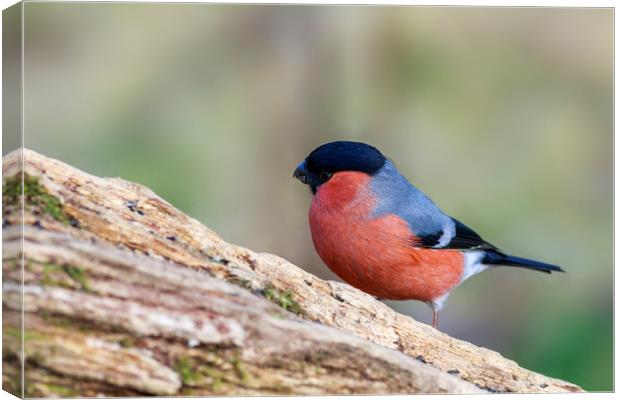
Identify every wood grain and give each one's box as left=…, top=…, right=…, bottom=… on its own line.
left=1, top=149, right=582, bottom=396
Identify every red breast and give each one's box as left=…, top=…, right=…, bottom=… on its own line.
left=309, top=171, right=464, bottom=302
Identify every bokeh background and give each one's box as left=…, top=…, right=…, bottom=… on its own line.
left=11, top=3, right=612, bottom=391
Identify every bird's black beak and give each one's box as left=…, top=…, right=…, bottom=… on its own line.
left=293, top=161, right=310, bottom=185
left=294, top=161, right=319, bottom=193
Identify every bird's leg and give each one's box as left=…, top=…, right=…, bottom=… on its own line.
left=427, top=294, right=449, bottom=330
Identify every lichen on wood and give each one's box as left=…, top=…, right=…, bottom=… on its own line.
left=1, top=149, right=583, bottom=396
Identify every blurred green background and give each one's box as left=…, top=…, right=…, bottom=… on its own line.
left=13, top=3, right=612, bottom=391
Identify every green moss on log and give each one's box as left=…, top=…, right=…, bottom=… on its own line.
left=2, top=174, right=78, bottom=226
left=262, top=284, right=302, bottom=315
left=41, top=263, right=91, bottom=292
left=43, top=384, right=78, bottom=397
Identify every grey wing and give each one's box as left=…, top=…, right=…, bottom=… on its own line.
left=370, top=161, right=497, bottom=251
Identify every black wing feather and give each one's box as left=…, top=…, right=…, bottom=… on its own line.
left=418, top=218, right=498, bottom=251
left=417, top=218, right=565, bottom=274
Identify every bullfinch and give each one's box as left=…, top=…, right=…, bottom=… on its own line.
left=293, top=141, right=563, bottom=329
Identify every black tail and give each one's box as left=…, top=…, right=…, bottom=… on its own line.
left=483, top=251, right=565, bottom=274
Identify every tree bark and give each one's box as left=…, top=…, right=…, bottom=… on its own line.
left=2, top=149, right=582, bottom=396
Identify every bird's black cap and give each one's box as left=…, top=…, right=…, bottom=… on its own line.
left=305, top=141, right=386, bottom=176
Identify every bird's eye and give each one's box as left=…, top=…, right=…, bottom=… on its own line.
left=319, top=170, right=333, bottom=183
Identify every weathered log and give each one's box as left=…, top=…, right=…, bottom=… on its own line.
left=2, top=148, right=582, bottom=396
